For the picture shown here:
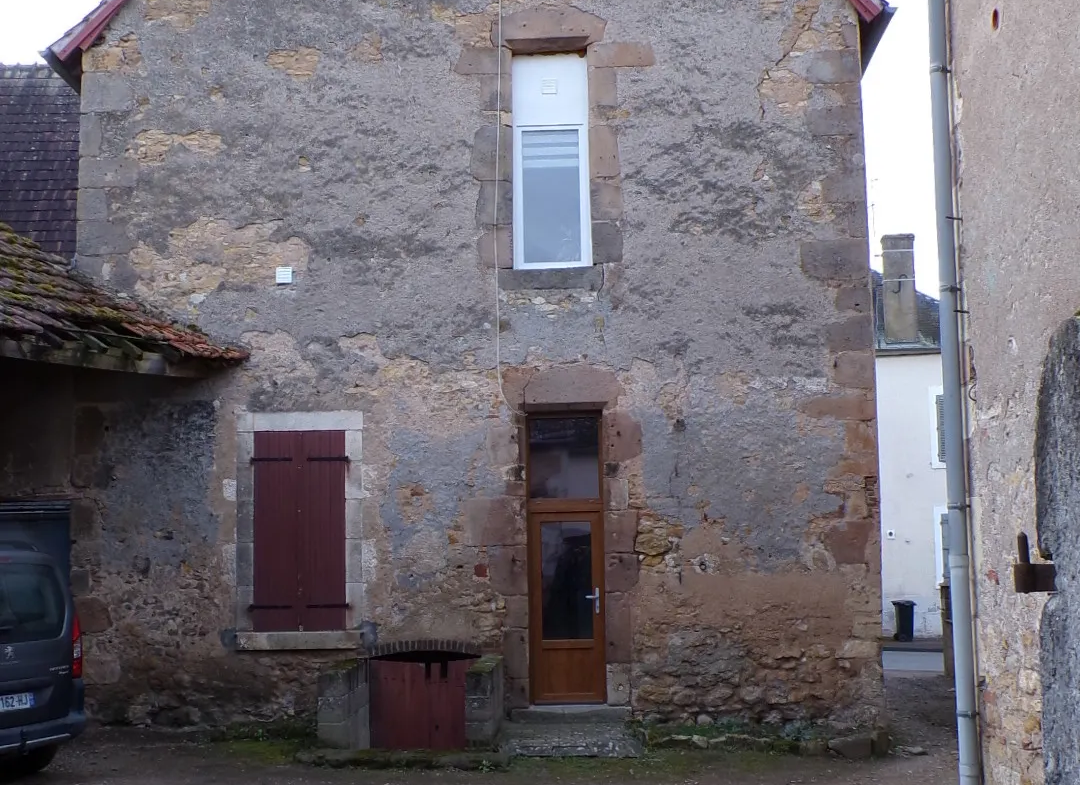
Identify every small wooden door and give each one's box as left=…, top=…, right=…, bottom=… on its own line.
left=526, top=414, right=607, bottom=704
left=370, top=659, right=469, bottom=750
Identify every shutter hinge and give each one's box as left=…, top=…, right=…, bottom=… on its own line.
left=307, top=456, right=351, bottom=463
left=1013, top=532, right=1057, bottom=593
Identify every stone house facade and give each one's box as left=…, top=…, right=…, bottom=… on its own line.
left=34, top=0, right=888, bottom=728
left=948, top=3, right=1080, bottom=784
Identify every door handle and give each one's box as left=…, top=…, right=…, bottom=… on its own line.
left=585, top=588, right=600, bottom=615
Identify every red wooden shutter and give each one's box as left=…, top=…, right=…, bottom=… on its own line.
left=252, top=431, right=302, bottom=632
left=299, top=430, right=347, bottom=631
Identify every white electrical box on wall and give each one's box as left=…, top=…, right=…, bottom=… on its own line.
left=275, top=266, right=293, bottom=285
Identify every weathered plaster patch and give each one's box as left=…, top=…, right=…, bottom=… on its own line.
left=350, top=33, right=383, bottom=63
left=266, top=47, right=321, bottom=78
left=128, top=129, right=224, bottom=164
left=129, top=219, right=311, bottom=310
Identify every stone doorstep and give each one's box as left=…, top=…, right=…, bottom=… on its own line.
left=509, top=705, right=631, bottom=724
left=499, top=721, right=642, bottom=759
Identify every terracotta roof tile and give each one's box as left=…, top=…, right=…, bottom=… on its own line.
left=0, top=222, right=248, bottom=363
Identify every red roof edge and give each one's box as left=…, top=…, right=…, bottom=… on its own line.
left=44, top=0, right=132, bottom=88
left=849, top=0, right=884, bottom=22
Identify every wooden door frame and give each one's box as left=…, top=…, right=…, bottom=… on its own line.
left=524, top=411, right=607, bottom=705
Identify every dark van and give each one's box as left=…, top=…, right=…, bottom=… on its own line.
left=0, top=544, right=85, bottom=777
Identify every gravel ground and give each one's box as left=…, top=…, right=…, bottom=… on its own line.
left=8, top=674, right=959, bottom=785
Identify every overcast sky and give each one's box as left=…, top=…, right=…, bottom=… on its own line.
left=0, top=0, right=101, bottom=65
left=1, top=0, right=937, bottom=294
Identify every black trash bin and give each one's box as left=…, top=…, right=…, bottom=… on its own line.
left=892, top=599, right=916, bottom=642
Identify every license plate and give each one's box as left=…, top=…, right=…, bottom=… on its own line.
left=0, top=692, right=34, bottom=712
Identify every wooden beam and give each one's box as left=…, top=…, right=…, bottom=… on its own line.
left=97, top=327, right=144, bottom=359
left=0, top=339, right=211, bottom=378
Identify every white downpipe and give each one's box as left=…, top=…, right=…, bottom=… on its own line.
left=927, top=0, right=981, bottom=782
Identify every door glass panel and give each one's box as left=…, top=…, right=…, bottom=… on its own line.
left=540, top=521, right=594, bottom=640
left=528, top=417, right=600, bottom=499
left=520, top=129, right=583, bottom=265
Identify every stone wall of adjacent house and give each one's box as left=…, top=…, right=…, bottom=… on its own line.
left=69, top=0, right=881, bottom=728
left=949, top=2, right=1080, bottom=782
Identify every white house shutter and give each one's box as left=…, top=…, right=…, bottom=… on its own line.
left=935, top=393, right=947, bottom=465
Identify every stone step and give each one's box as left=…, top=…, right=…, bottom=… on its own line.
left=509, top=705, right=632, bottom=724
left=500, top=721, right=641, bottom=758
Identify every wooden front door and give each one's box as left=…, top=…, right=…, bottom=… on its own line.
left=526, top=414, right=607, bottom=704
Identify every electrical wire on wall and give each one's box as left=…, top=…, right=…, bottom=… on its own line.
left=491, top=0, right=524, bottom=417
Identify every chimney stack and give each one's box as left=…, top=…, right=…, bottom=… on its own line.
left=881, top=234, right=918, bottom=344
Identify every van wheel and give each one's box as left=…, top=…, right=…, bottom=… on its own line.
left=13, top=746, right=58, bottom=776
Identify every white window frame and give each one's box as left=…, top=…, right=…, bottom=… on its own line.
left=511, top=54, right=592, bottom=270
left=929, top=385, right=946, bottom=469
left=934, top=505, right=948, bottom=587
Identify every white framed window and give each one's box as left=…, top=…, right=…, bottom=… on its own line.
left=930, top=386, right=946, bottom=469
left=934, top=505, right=949, bottom=587
left=511, top=54, right=592, bottom=269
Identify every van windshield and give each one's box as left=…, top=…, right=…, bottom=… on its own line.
left=0, top=562, right=65, bottom=644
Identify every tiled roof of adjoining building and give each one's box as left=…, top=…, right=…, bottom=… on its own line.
left=0, top=222, right=248, bottom=373
left=0, top=65, right=79, bottom=258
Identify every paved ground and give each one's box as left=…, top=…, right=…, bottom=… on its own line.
left=9, top=673, right=958, bottom=785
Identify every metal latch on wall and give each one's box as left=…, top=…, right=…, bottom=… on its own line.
left=1013, top=532, right=1057, bottom=594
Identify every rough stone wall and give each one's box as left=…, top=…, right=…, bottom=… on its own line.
left=72, top=0, right=880, bottom=727
left=950, top=3, right=1080, bottom=782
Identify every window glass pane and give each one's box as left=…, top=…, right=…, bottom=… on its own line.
left=540, top=521, right=594, bottom=640
left=528, top=416, right=600, bottom=499
left=0, top=564, right=65, bottom=644
left=521, top=129, right=582, bottom=265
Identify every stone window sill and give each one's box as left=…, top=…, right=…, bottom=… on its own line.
left=235, top=631, right=362, bottom=651
left=498, top=267, right=603, bottom=291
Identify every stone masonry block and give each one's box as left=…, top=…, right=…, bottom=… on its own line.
left=826, top=315, right=874, bottom=353
left=588, top=42, right=656, bottom=68
left=486, top=423, right=520, bottom=466
left=604, top=410, right=642, bottom=462
left=489, top=545, right=527, bottom=595
left=605, top=510, right=639, bottom=554
left=605, top=478, right=629, bottom=510
left=471, top=125, right=511, bottom=182
left=795, top=50, right=861, bottom=84
left=522, top=364, right=621, bottom=407
left=589, top=67, right=618, bottom=108
left=590, top=125, right=620, bottom=178
left=822, top=170, right=869, bottom=204
left=454, top=46, right=510, bottom=76
left=81, top=73, right=136, bottom=113
left=798, top=393, right=875, bottom=421
left=462, top=496, right=524, bottom=546
left=606, top=553, right=639, bottom=592
left=592, top=221, right=623, bottom=266
left=504, top=594, right=528, bottom=628
left=799, top=240, right=869, bottom=283
left=79, top=157, right=138, bottom=189
left=606, top=591, right=632, bottom=663
left=807, top=106, right=863, bottom=136
left=476, top=180, right=512, bottom=228
left=834, top=284, right=872, bottom=313
left=479, top=73, right=511, bottom=112
left=477, top=227, right=513, bottom=269
left=80, top=115, right=103, bottom=157
left=832, top=351, right=875, bottom=390
left=77, top=219, right=134, bottom=256
left=503, top=628, right=528, bottom=680
left=77, top=189, right=108, bottom=222
left=607, top=663, right=631, bottom=706
left=591, top=179, right=624, bottom=221
left=496, top=7, right=607, bottom=49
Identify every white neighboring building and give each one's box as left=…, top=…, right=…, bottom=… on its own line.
left=873, top=235, right=946, bottom=638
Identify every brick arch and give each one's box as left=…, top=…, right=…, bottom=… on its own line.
left=362, top=638, right=483, bottom=662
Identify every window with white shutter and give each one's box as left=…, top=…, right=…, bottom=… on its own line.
left=930, top=386, right=946, bottom=468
